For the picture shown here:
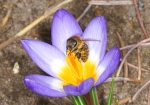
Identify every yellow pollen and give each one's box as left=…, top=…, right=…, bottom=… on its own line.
left=59, top=52, right=97, bottom=86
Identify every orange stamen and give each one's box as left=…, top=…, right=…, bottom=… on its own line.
left=59, top=52, right=97, bottom=86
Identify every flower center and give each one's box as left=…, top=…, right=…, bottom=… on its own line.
left=59, top=52, right=97, bottom=86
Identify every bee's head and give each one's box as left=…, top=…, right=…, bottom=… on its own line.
left=66, top=38, right=77, bottom=51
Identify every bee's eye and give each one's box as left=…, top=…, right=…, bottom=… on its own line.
left=67, top=39, right=77, bottom=50
left=71, top=39, right=77, bottom=47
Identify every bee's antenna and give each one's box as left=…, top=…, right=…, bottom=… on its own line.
left=82, top=38, right=101, bottom=42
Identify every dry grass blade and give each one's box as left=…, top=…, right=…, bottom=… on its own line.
left=62, top=97, right=73, bottom=105
left=44, top=0, right=72, bottom=17
left=88, top=0, right=133, bottom=5
left=137, top=49, right=141, bottom=80
left=148, top=86, right=150, bottom=105
left=105, top=77, right=132, bottom=83
left=3, top=5, right=9, bottom=9
left=77, top=3, right=92, bottom=22
left=130, top=78, right=145, bottom=82
left=16, top=15, right=45, bottom=37
left=127, top=62, right=149, bottom=72
left=116, top=31, right=128, bottom=83
left=112, top=97, right=131, bottom=105
left=0, top=0, right=72, bottom=51
left=133, top=0, right=149, bottom=38
left=105, top=77, right=145, bottom=83
left=120, top=42, right=150, bottom=50
left=0, top=4, right=12, bottom=31
left=17, top=0, right=72, bottom=37
left=116, top=38, right=150, bottom=77
left=118, top=97, right=131, bottom=105
left=132, top=80, right=150, bottom=102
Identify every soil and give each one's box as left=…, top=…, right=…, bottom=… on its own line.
left=0, top=0, right=150, bottom=105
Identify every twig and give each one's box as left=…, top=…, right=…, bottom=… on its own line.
left=148, top=86, right=150, bottom=105
left=126, top=61, right=149, bottom=72
left=130, top=77, right=145, bottom=82
left=77, top=2, right=92, bottom=22
left=63, top=97, right=73, bottom=105
left=3, top=5, right=9, bottom=9
left=132, top=80, right=150, bottom=102
left=118, top=97, right=131, bottom=105
left=105, top=77, right=132, bottom=83
left=44, top=0, right=72, bottom=18
left=137, top=49, right=141, bottom=80
left=105, top=77, right=145, bottom=83
left=112, top=97, right=131, bottom=105
left=133, top=0, right=149, bottom=38
left=109, top=45, right=150, bottom=74
left=0, top=0, right=72, bottom=51
left=88, top=0, right=133, bottom=5
left=120, top=42, right=150, bottom=50
left=116, top=38, right=150, bottom=77
left=0, top=4, right=12, bottom=29
left=116, top=31, right=128, bottom=83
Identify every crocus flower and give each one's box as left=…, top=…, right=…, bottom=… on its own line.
left=21, top=9, right=121, bottom=97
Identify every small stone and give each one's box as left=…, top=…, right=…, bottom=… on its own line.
left=13, top=62, right=19, bottom=74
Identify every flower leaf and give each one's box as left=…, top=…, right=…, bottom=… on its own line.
left=71, top=96, right=80, bottom=105
left=77, top=96, right=86, bottom=105
left=71, top=96, right=86, bottom=105
left=107, top=77, right=115, bottom=105
left=90, top=87, right=99, bottom=105
left=116, top=100, right=119, bottom=105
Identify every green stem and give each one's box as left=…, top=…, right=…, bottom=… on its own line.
left=71, top=96, right=80, bottom=105
left=116, top=100, right=119, bottom=105
left=71, top=96, right=86, bottom=105
left=77, top=96, right=86, bottom=105
left=90, top=87, right=99, bottom=105
left=107, top=77, right=115, bottom=105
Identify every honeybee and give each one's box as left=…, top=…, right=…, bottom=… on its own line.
left=66, top=35, right=89, bottom=62
left=66, top=35, right=100, bottom=62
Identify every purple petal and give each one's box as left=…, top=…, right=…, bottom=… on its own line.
left=82, top=16, right=107, bottom=65
left=24, top=74, right=67, bottom=97
left=95, top=47, right=121, bottom=86
left=21, top=40, right=66, bottom=78
left=63, top=78, right=94, bottom=96
left=51, top=9, right=82, bottom=54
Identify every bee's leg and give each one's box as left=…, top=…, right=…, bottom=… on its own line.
left=66, top=50, right=72, bottom=56
left=75, top=52, right=81, bottom=59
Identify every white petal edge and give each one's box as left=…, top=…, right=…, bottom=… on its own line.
left=25, top=74, right=66, bottom=93
left=95, top=47, right=120, bottom=82
left=21, top=40, right=67, bottom=78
